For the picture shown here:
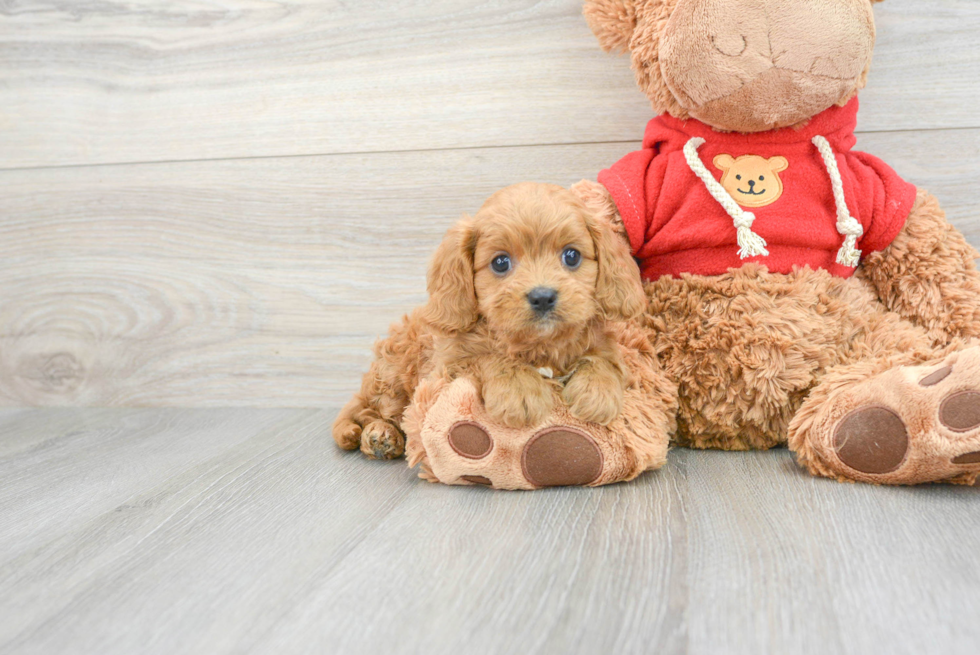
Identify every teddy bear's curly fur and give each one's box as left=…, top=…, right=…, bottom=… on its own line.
left=338, top=0, right=980, bottom=488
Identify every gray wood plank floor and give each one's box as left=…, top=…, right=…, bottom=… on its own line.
left=1, top=408, right=977, bottom=655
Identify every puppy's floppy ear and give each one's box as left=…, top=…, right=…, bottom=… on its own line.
left=421, top=217, right=479, bottom=334
left=583, top=0, right=638, bottom=54
left=586, top=211, right=646, bottom=321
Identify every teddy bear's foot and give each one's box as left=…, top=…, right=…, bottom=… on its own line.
left=403, top=377, right=667, bottom=490
left=444, top=422, right=604, bottom=488
left=790, top=346, right=980, bottom=485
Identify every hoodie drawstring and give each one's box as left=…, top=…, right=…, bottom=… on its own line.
left=683, top=137, right=769, bottom=259
left=812, top=135, right=864, bottom=267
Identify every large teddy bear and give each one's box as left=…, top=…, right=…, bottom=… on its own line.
left=356, top=0, right=980, bottom=488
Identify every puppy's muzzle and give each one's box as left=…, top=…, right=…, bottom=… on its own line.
left=527, top=287, right=558, bottom=317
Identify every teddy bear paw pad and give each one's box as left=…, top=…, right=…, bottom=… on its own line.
left=939, top=389, right=980, bottom=466
left=919, top=366, right=952, bottom=387
left=833, top=406, right=909, bottom=474
left=448, top=421, right=493, bottom=459
left=939, top=391, right=980, bottom=432
left=521, top=427, right=603, bottom=487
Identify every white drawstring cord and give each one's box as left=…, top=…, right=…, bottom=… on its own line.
left=812, top=135, right=864, bottom=267
left=683, top=137, right=769, bottom=259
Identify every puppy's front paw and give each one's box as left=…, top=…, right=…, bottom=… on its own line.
left=360, top=420, right=406, bottom=460
left=563, top=363, right=624, bottom=426
left=333, top=417, right=362, bottom=451
left=483, top=373, right=554, bottom=428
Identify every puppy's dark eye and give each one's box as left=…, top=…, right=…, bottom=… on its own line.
left=562, top=247, right=582, bottom=270
left=490, top=253, right=512, bottom=275
left=759, top=175, right=765, bottom=181
left=736, top=174, right=742, bottom=180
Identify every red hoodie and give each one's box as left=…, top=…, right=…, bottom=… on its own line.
left=598, top=98, right=917, bottom=280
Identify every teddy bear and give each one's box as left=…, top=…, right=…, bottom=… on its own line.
left=567, top=0, right=980, bottom=487
left=344, top=0, right=980, bottom=488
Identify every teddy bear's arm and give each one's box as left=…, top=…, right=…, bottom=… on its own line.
left=861, top=189, right=980, bottom=343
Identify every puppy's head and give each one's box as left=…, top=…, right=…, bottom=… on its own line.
left=423, top=183, right=645, bottom=342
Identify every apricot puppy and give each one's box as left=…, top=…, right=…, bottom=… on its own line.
left=333, top=182, right=646, bottom=459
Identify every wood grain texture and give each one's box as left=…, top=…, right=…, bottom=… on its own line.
left=0, top=408, right=977, bottom=654
left=0, top=0, right=978, bottom=169
left=2, top=130, right=979, bottom=408
left=0, top=142, right=628, bottom=407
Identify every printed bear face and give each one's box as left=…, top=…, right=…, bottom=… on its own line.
left=713, top=154, right=789, bottom=208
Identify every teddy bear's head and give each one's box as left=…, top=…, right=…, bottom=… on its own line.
left=584, top=0, right=882, bottom=133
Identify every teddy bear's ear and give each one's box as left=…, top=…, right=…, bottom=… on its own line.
left=713, top=154, right=735, bottom=172
left=583, top=0, right=638, bottom=54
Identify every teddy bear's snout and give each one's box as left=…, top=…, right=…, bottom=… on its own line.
left=656, top=0, right=875, bottom=132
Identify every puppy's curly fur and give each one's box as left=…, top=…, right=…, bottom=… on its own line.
left=333, top=182, right=646, bottom=459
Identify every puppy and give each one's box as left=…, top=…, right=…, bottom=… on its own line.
left=333, top=182, right=647, bottom=460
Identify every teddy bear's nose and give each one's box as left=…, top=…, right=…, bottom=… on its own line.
left=748, top=179, right=756, bottom=188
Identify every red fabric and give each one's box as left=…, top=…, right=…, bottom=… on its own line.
left=598, top=98, right=918, bottom=280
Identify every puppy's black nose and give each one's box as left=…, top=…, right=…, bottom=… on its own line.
left=527, top=287, right=558, bottom=315
left=748, top=179, right=756, bottom=187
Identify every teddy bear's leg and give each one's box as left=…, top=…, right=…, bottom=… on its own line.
left=402, top=372, right=676, bottom=490
left=862, top=189, right=980, bottom=344
left=788, top=327, right=980, bottom=485
left=788, top=190, right=980, bottom=485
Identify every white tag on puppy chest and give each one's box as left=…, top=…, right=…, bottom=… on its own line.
left=537, top=367, right=555, bottom=379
